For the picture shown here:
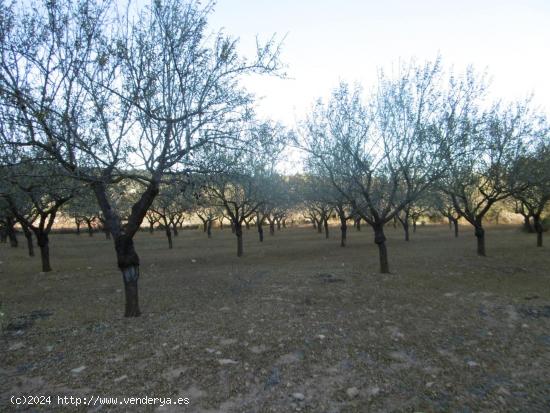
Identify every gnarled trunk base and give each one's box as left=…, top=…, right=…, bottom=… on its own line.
left=236, top=223, right=243, bottom=257
left=116, top=236, right=141, bottom=317
left=453, top=218, right=459, bottom=238
left=340, top=218, right=347, bottom=247
left=37, top=234, right=51, bottom=272
left=475, top=226, right=485, bottom=256
left=534, top=216, right=543, bottom=247
left=258, top=224, right=264, bottom=242
left=122, top=267, right=141, bottom=317
left=373, top=224, right=389, bottom=273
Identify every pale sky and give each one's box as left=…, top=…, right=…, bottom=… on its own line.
left=209, top=0, right=550, bottom=125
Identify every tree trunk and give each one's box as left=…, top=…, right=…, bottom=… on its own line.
left=36, top=233, right=51, bottom=272
left=316, top=219, right=322, bottom=233
left=115, top=235, right=141, bottom=317
left=236, top=221, right=243, bottom=257
left=534, top=215, right=543, bottom=247
left=412, top=220, right=417, bottom=233
left=207, top=220, right=212, bottom=238
left=149, top=222, right=154, bottom=233
left=522, top=214, right=534, bottom=233
left=276, top=219, right=281, bottom=230
left=373, top=223, right=389, bottom=273
left=257, top=221, right=264, bottom=242
left=355, top=218, right=361, bottom=231
left=453, top=218, right=459, bottom=238
left=7, top=220, right=18, bottom=248
left=93, top=179, right=160, bottom=318
left=76, top=221, right=81, bottom=235
left=202, top=220, right=207, bottom=232
left=245, top=220, right=250, bottom=230
left=401, top=219, right=409, bottom=241
left=340, top=216, right=347, bottom=247
left=324, top=218, right=329, bottom=239
left=23, top=227, right=34, bottom=257
left=448, top=217, right=452, bottom=230
left=475, top=224, right=485, bottom=256
left=269, top=220, right=275, bottom=236
left=172, top=224, right=178, bottom=237
left=165, top=227, right=173, bottom=249
left=282, top=219, right=286, bottom=228
left=312, top=220, right=317, bottom=230
left=86, top=220, right=94, bottom=236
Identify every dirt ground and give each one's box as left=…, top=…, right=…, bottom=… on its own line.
left=1, top=224, right=550, bottom=412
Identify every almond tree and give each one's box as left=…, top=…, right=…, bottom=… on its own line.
left=204, top=122, right=287, bottom=256
left=301, top=60, right=450, bottom=273
left=431, top=190, right=462, bottom=237
left=512, top=137, right=550, bottom=247
left=0, top=162, right=76, bottom=272
left=440, top=102, right=540, bottom=255
left=0, top=0, right=281, bottom=316
left=151, top=181, right=193, bottom=248
left=65, top=191, right=101, bottom=236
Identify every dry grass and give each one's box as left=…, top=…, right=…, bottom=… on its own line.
left=1, top=224, right=550, bottom=412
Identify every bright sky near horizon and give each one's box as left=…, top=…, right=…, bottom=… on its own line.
left=208, top=0, right=550, bottom=125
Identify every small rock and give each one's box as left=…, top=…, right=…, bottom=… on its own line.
left=191, top=259, right=197, bottom=263
left=277, top=351, right=303, bottom=364
left=291, top=392, right=305, bottom=401
left=87, top=266, right=92, bottom=270
left=71, top=365, right=86, bottom=374
left=367, top=386, right=380, bottom=397
left=162, top=367, right=187, bottom=380
left=496, top=386, right=511, bottom=396
left=114, top=375, right=128, bottom=382
left=219, top=307, right=231, bottom=312
left=250, top=344, right=268, bottom=354
left=45, top=345, right=54, bottom=352
left=467, top=361, right=479, bottom=368
left=205, top=348, right=216, bottom=353
left=317, top=334, right=325, bottom=340
left=220, top=338, right=237, bottom=346
left=426, top=381, right=434, bottom=388
left=346, top=387, right=359, bottom=398
left=264, top=367, right=281, bottom=389
left=521, top=324, right=528, bottom=328
left=218, top=359, right=238, bottom=365
left=9, top=342, right=25, bottom=351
